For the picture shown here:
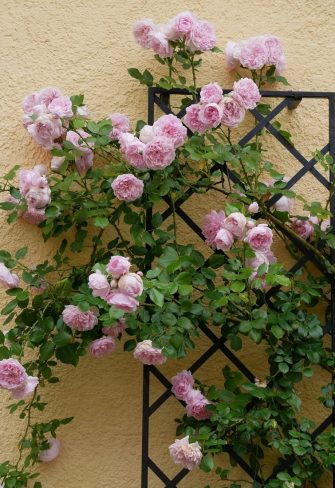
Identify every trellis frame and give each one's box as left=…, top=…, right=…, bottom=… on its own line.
left=142, top=87, right=335, bottom=488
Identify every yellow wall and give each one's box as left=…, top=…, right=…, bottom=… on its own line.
left=0, top=1, right=334, bottom=487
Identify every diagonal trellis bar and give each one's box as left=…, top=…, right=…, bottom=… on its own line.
left=142, top=87, right=335, bottom=487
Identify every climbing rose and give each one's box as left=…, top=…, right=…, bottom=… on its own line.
left=62, top=305, right=98, bottom=331
left=171, top=370, right=194, bottom=401
left=107, top=113, right=131, bottom=140
left=133, top=340, right=166, bottom=365
left=0, top=359, right=27, bottom=390
left=183, top=104, right=208, bottom=134
left=133, top=19, right=156, bottom=48
left=200, top=82, right=223, bottom=104
left=89, top=336, right=116, bottom=358
left=11, top=376, right=39, bottom=400
left=168, top=11, right=196, bottom=38
left=225, top=40, right=240, bottom=71
left=38, top=87, right=63, bottom=107
left=245, top=224, right=273, bottom=252
left=0, top=263, right=19, bottom=289
left=321, top=219, right=330, bottom=232
left=214, top=228, right=234, bottom=251
left=187, top=20, right=216, bottom=52
left=248, top=202, right=259, bottom=214
left=239, top=36, right=268, bottom=70
left=111, top=174, right=144, bottom=201
left=118, top=272, right=143, bottom=297
left=202, top=210, right=225, bottom=247
left=263, top=35, right=284, bottom=64
left=48, top=96, right=73, bottom=118
left=66, top=130, right=94, bottom=175
left=121, top=135, right=146, bottom=170
left=221, top=97, right=245, bottom=128
left=106, top=256, right=130, bottom=278
left=153, top=114, right=187, bottom=148
left=102, top=318, right=127, bottom=338
left=88, top=270, right=111, bottom=299
left=186, top=389, right=212, bottom=420
left=199, top=102, right=223, bottom=128
left=107, top=291, right=139, bottom=313
left=144, top=136, right=175, bottom=170
left=223, top=212, right=247, bottom=238
left=38, top=438, right=61, bottom=463
left=232, top=78, right=261, bottom=110
left=291, top=218, right=314, bottom=240
left=273, top=195, right=294, bottom=213
left=139, top=125, right=154, bottom=144
left=169, top=436, right=202, bottom=470
left=27, top=114, right=62, bottom=150
left=148, top=30, right=173, bottom=57
left=246, top=250, right=271, bottom=271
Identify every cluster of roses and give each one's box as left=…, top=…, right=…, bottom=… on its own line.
left=184, top=78, right=261, bottom=133
left=133, top=11, right=216, bottom=58
left=225, top=34, right=286, bottom=74
left=15, top=164, right=51, bottom=224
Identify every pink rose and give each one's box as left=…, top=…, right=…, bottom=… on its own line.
left=11, top=376, right=39, bottom=400
left=198, top=103, right=223, bottom=128
left=76, top=105, right=89, bottom=117
left=0, top=359, right=27, bottom=390
left=186, top=389, right=212, bottom=420
left=223, top=212, right=247, bottom=238
left=170, top=11, right=196, bottom=38
left=106, top=255, right=130, bottom=278
left=62, top=305, right=98, bottom=331
left=111, top=174, right=144, bottom=202
left=275, top=53, right=287, bottom=75
left=21, top=207, right=46, bottom=225
left=66, top=130, right=94, bottom=175
left=248, top=202, right=259, bottom=214
left=171, top=370, right=194, bottom=401
left=22, top=92, right=40, bottom=114
left=239, top=37, right=268, bottom=70
left=144, top=136, right=176, bottom=170
left=120, top=134, right=146, bottom=170
left=25, top=186, right=51, bottom=209
left=220, top=97, right=245, bottom=128
left=232, top=78, right=261, bottom=110
left=133, top=339, right=166, bottom=365
left=88, top=270, right=111, bottom=299
left=321, top=219, right=330, bottom=232
left=51, top=156, right=66, bottom=172
left=133, top=19, right=156, bottom=48
left=273, top=196, right=294, bottom=213
left=291, top=218, right=314, bottom=240
left=139, top=125, right=155, bottom=144
left=169, top=436, right=202, bottom=471
left=263, top=35, right=284, bottom=65
left=153, top=114, right=187, bottom=149
left=245, top=224, right=273, bottom=252
left=19, top=168, right=48, bottom=196
left=225, top=41, right=240, bottom=71
left=187, top=20, right=216, bottom=52
left=38, top=87, right=63, bottom=107
left=0, top=263, right=19, bottom=289
left=183, top=104, right=208, bottom=134
left=107, top=291, right=139, bottom=313
left=102, top=318, right=127, bottom=338
left=48, top=96, right=73, bottom=118
left=27, top=114, right=62, bottom=150
left=246, top=250, right=270, bottom=271
left=246, top=218, right=256, bottom=230
left=148, top=30, right=173, bottom=58
left=118, top=272, right=143, bottom=297
left=202, top=210, right=225, bottom=247
left=38, top=437, right=60, bottom=463
left=213, top=228, right=234, bottom=251
left=108, top=113, right=131, bottom=141
left=200, top=82, right=223, bottom=104
left=89, top=336, right=116, bottom=358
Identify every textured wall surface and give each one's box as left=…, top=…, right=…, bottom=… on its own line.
left=0, top=0, right=334, bottom=487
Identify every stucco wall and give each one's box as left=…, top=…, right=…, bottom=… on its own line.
left=0, top=0, right=334, bottom=487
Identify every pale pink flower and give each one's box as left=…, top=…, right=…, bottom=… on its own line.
left=263, top=35, right=284, bottom=65
left=118, top=272, right=143, bottom=297
left=19, top=167, right=48, bottom=197
left=107, top=291, right=139, bottom=313
left=148, top=30, right=173, bottom=58
left=248, top=202, right=259, bottom=214
left=33, top=164, right=47, bottom=176
left=38, top=87, right=63, bottom=107
left=88, top=270, right=111, bottom=299
left=0, top=359, right=27, bottom=390
left=48, top=96, right=73, bottom=118
left=106, top=256, right=130, bottom=278
left=275, top=53, right=287, bottom=75
left=38, top=437, right=60, bottom=463
left=22, top=92, right=40, bottom=114
left=102, top=318, right=127, bottom=338
left=200, top=83, right=223, bottom=104
left=51, top=156, right=66, bottom=172
left=11, top=376, right=39, bottom=399
left=25, top=186, right=51, bottom=209
left=223, top=212, right=247, bottom=238
left=169, top=11, right=196, bottom=39
left=120, top=134, right=146, bottom=170
left=62, top=305, right=98, bottom=332
left=245, top=224, right=273, bottom=252
left=171, top=370, right=194, bottom=401
left=213, top=228, right=234, bottom=251
left=153, top=114, right=187, bottom=148
left=133, top=339, right=166, bottom=365
left=321, top=219, right=330, bottom=232
left=246, top=218, right=256, bottom=230
left=291, top=218, right=314, bottom=240
left=186, top=389, right=212, bottom=420
left=27, top=114, right=62, bottom=150
left=89, top=336, right=116, bottom=358
left=133, top=19, right=156, bottom=48
left=144, top=136, right=175, bottom=170
left=246, top=250, right=270, bottom=271
left=239, top=37, right=268, bottom=70
left=187, top=20, right=216, bottom=52
left=225, top=41, right=240, bottom=71
left=220, top=97, right=245, bottom=128
left=111, top=174, right=144, bottom=202
left=0, top=263, right=19, bottom=289
left=273, top=195, right=294, bottom=213
left=76, top=105, right=89, bottom=117
left=108, top=113, right=131, bottom=141
left=169, top=436, right=202, bottom=470
left=232, top=78, right=261, bottom=110
left=198, top=103, right=223, bottom=128
left=139, top=125, right=155, bottom=144
left=21, top=207, right=46, bottom=225
left=183, top=104, right=208, bottom=134
left=66, top=130, right=94, bottom=175
left=202, top=210, right=225, bottom=247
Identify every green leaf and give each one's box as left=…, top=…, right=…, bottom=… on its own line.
left=53, top=330, right=72, bottom=347
left=201, top=453, right=214, bottom=473
left=149, top=288, right=164, bottom=307
left=93, top=216, right=109, bottom=229
left=128, top=68, right=142, bottom=80
left=39, top=341, right=55, bottom=361
left=124, top=339, right=136, bottom=352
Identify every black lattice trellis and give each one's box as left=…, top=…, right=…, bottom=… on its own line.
left=142, top=87, right=335, bottom=488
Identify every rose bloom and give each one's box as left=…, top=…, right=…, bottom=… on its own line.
left=11, top=376, right=39, bottom=400
left=263, top=35, right=284, bottom=65
left=169, top=436, right=202, bottom=471
left=291, top=218, right=314, bottom=240
left=38, top=437, right=60, bottom=463
left=202, top=210, right=225, bottom=247
left=248, top=202, right=259, bottom=214
left=51, top=156, right=65, bottom=172
left=225, top=40, right=240, bottom=71
left=22, top=92, right=40, bottom=114
left=21, top=207, right=46, bottom=225
left=108, top=113, right=131, bottom=140
left=232, top=78, right=261, bottom=110
left=171, top=370, right=194, bottom=401
left=0, top=359, right=27, bottom=390
left=223, top=212, right=247, bottom=238
left=239, top=36, right=268, bottom=70
left=245, top=224, right=273, bottom=252
left=111, top=174, right=144, bottom=202
left=221, top=97, right=245, bottom=128
left=25, top=186, right=51, bottom=209
left=245, top=250, right=270, bottom=272
left=198, top=102, right=223, bottom=128
left=213, top=228, right=234, bottom=251
left=88, top=270, right=111, bottom=299
left=246, top=218, right=256, bottom=230
left=144, top=136, right=175, bottom=170
left=169, top=11, right=196, bottom=39
left=183, top=104, right=208, bottom=134
left=148, top=30, right=173, bottom=58
left=133, top=19, right=156, bottom=48
left=321, top=219, right=330, bottom=232
left=272, top=195, right=294, bottom=213
left=153, top=114, right=187, bottom=149
left=121, top=135, right=146, bottom=170
left=27, top=114, right=62, bottom=150
left=186, top=389, right=212, bottom=420
left=48, top=96, right=73, bottom=118
left=89, top=336, right=116, bottom=358
left=107, top=291, right=139, bottom=313
left=106, top=255, right=130, bottom=278
left=187, top=20, right=216, bottom=52
left=38, top=87, right=63, bottom=107
left=139, top=125, right=154, bottom=144
left=19, top=167, right=48, bottom=196
left=118, top=272, right=143, bottom=297
left=0, top=263, right=19, bottom=289
left=200, top=82, right=223, bottom=104
left=62, top=305, right=98, bottom=332
left=102, top=318, right=127, bottom=338
left=133, top=339, right=166, bottom=365
left=66, top=130, right=94, bottom=175
left=275, top=53, right=287, bottom=75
